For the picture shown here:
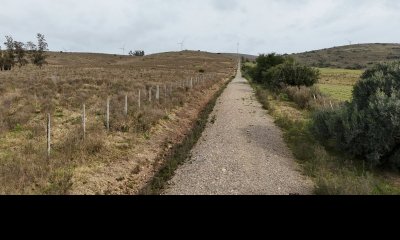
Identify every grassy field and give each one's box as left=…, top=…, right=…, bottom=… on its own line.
left=0, top=51, right=236, bottom=194
left=316, top=68, right=363, bottom=102
left=292, top=43, right=400, bottom=69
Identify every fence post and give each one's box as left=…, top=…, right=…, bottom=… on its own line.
left=83, top=104, right=86, bottom=140
left=138, top=89, right=141, bottom=109
left=124, top=94, right=128, bottom=116
left=47, top=113, right=51, bottom=158
left=164, top=84, right=167, bottom=99
left=190, top=78, right=193, bottom=89
left=330, top=101, right=334, bottom=110
left=149, top=88, right=152, bottom=102
left=107, top=97, right=110, bottom=131
left=156, top=85, right=160, bottom=101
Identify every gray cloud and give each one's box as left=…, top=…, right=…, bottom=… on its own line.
left=1, top=0, right=399, bottom=55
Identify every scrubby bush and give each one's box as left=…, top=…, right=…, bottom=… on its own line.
left=312, top=61, right=400, bottom=168
left=266, top=61, right=320, bottom=89
left=285, top=86, right=321, bottom=109
left=2, top=36, right=15, bottom=71
left=30, top=33, right=48, bottom=68
left=249, top=53, right=285, bottom=83
left=244, top=53, right=319, bottom=90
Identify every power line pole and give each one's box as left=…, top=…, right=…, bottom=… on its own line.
left=237, top=42, right=240, bottom=63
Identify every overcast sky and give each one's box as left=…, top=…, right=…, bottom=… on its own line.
left=1, top=0, right=399, bottom=55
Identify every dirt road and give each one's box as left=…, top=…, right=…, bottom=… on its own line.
left=164, top=65, right=313, bottom=195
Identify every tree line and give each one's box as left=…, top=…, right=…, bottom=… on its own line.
left=0, top=33, right=48, bottom=71
left=128, top=50, right=145, bottom=57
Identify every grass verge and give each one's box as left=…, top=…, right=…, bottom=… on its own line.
left=139, top=78, right=233, bottom=195
left=249, top=81, right=400, bottom=195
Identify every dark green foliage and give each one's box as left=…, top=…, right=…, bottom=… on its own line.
left=1, top=34, right=46, bottom=70
left=244, top=53, right=319, bottom=89
left=128, top=50, right=145, bottom=56
left=30, top=33, right=48, bottom=68
left=312, top=61, right=400, bottom=168
left=14, top=41, right=28, bottom=67
left=266, top=61, right=320, bottom=89
left=2, top=36, right=15, bottom=71
left=250, top=53, right=285, bottom=83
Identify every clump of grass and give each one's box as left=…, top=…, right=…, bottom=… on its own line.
left=251, top=84, right=271, bottom=111
left=210, top=115, right=216, bottom=124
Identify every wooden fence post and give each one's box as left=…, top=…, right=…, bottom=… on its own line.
left=107, top=97, right=110, bottom=131
left=124, top=94, right=128, bottom=116
left=83, top=104, right=86, bottom=140
left=138, top=89, right=141, bottom=109
left=47, top=113, right=51, bottom=157
left=156, top=85, right=160, bottom=101
left=149, top=88, right=152, bottom=102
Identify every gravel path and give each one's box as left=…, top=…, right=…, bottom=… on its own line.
left=163, top=66, right=313, bottom=195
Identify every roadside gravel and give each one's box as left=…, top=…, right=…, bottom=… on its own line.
left=164, top=68, right=313, bottom=195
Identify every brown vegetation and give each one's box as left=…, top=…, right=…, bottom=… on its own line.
left=292, top=43, right=400, bottom=69
left=0, top=50, right=236, bottom=194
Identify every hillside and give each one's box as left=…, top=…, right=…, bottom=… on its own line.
left=291, top=43, right=400, bottom=69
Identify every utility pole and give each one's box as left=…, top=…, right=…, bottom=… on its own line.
left=119, top=44, right=125, bottom=55
left=237, top=42, right=239, bottom=56
left=237, top=42, right=240, bottom=64
left=178, top=42, right=184, bottom=51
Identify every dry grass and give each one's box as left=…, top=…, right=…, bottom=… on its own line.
left=0, top=50, right=236, bottom=194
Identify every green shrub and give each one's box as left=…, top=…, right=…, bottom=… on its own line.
left=266, top=61, right=320, bottom=89
left=312, top=61, right=400, bottom=168
left=250, top=53, right=286, bottom=83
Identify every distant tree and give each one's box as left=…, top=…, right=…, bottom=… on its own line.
left=0, top=46, right=3, bottom=71
left=25, top=41, right=36, bottom=52
left=135, top=50, right=145, bottom=56
left=30, top=33, right=48, bottom=68
left=3, top=35, right=15, bottom=71
left=250, top=53, right=286, bottom=83
left=14, top=41, right=28, bottom=67
left=128, top=50, right=145, bottom=57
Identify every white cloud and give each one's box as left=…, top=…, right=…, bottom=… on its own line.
left=0, top=0, right=399, bottom=55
